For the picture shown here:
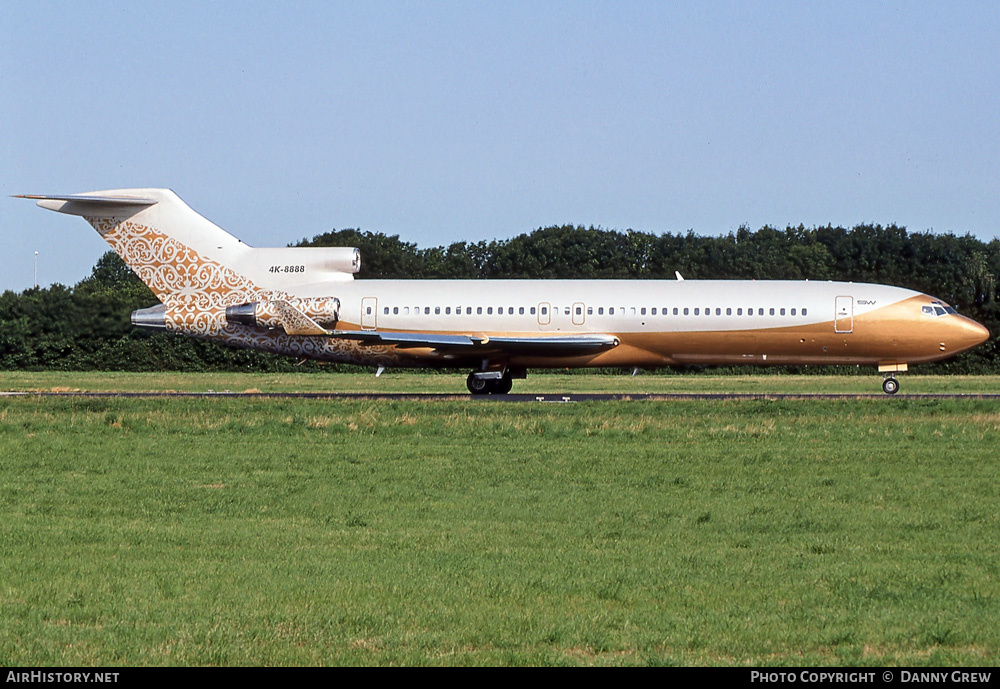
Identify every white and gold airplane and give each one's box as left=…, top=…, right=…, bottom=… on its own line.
left=19, top=189, right=990, bottom=394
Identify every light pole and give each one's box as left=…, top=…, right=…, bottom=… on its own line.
left=34, top=251, right=38, bottom=289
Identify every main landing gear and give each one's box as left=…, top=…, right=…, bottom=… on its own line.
left=882, top=374, right=900, bottom=395
left=467, top=371, right=514, bottom=395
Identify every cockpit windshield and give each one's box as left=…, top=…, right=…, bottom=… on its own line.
left=922, top=301, right=958, bottom=317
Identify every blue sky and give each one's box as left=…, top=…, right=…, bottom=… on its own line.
left=2, top=1, right=998, bottom=291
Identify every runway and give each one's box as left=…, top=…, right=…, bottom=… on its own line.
left=3, top=391, right=1000, bottom=401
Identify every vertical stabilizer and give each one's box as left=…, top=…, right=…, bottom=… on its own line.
left=22, top=189, right=259, bottom=306
left=21, top=189, right=361, bottom=341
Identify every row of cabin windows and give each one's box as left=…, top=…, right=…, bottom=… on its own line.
left=378, top=305, right=809, bottom=317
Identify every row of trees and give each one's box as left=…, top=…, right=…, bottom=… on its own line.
left=1, top=223, right=997, bottom=372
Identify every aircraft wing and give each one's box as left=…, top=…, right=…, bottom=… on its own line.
left=328, top=330, right=620, bottom=354
left=236, top=300, right=620, bottom=354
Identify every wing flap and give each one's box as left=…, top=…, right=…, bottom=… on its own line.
left=484, top=335, right=619, bottom=352
left=328, top=331, right=483, bottom=348
left=323, top=330, right=619, bottom=354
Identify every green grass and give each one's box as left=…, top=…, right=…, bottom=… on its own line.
left=1, top=391, right=998, bottom=666
left=3, top=370, right=1000, bottom=394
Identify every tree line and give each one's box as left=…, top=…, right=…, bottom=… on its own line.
left=1, top=223, right=997, bottom=372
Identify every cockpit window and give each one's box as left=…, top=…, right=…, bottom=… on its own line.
left=923, top=301, right=958, bottom=317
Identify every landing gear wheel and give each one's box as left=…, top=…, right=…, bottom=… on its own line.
left=495, top=376, right=513, bottom=395
left=882, top=376, right=900, bottom=395
left=467, top=373, right=491, bottom=395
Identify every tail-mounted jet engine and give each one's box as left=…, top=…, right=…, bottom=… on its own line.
left=225, top=298, right=341, bottom=332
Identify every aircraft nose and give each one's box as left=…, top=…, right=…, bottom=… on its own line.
left=950, top=316, right=991, bottom=353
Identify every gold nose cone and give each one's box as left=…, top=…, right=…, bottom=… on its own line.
left=957, top=316, right=991, bottom=349
left=973, top=319, right=990, bottom=344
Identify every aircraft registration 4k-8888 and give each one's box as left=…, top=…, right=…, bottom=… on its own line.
left=19, top=189, right=990, bottom=395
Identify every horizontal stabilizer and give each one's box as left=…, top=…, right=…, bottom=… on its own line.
left=15, top=194, right=157, bottom=216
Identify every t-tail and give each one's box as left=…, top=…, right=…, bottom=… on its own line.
left=18, top=189, right=358, bottom=337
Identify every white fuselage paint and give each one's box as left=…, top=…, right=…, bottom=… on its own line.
left=299, top=279, right=902, bottom=335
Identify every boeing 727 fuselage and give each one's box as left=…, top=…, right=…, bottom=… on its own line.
left=20, top=189, right=990, bottom=394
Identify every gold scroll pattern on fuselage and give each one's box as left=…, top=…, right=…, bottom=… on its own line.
left=85, top=217, right=398, bottom=366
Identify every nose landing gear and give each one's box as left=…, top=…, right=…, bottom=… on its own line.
left=878, top=363, right=907, bottom=395
left=882, top=374, right=900, bottom=395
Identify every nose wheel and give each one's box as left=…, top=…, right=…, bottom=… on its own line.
left=882, top=375, right=900, bottom=395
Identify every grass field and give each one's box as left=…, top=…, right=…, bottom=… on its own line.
left=3, top=370, right=1000, bottom=394
left=1, top=374, right=999, bottom=665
